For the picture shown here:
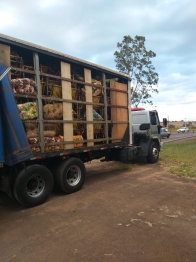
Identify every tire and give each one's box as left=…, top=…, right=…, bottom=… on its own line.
left=13, top=165, right=54, bottom=207
left=147, top=142, right=159, bottom=163
left=167, top=135, right=170, bottom=138
left=55, top=158, right=86, bottom=194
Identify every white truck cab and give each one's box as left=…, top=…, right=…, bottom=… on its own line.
left=131, top=108, right=163, bottom=163
left=132, top=108, right=161, bottom=138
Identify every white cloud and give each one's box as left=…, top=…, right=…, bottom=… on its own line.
left=0, top=11, right=16, bottom=29
left=39, top=0, right=61, bottom=8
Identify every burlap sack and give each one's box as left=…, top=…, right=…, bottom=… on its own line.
left=24, top=122, right=56, bottom=137
left=24, top=123, right=38, bottom=138
left=43, top=103, right=63, bottom=120
left=43, top=123, right=56, bottom=137
left=26, top=128, right=39, bottom=138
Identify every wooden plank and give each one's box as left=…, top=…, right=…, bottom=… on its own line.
left=110, top=80, right=128, bottom=142
left=84, top=68, right=94, bottom=146
left=61, top=62, right=73, bottom=149
left=0, top=44, right=10, bottom=78
left=0, top=44, right=10, bottom=66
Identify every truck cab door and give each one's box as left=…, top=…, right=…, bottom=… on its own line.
left=149, top=111, right=161, bottom=139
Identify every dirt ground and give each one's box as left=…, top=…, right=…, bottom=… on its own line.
left=0, top=160, right=196, bottom=262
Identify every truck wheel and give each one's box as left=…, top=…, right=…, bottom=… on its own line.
left=147, top=142, right=159, bottom=163
left=13, top=165, right=54, bottom=207
left=55, top=158, right=86, bottom=194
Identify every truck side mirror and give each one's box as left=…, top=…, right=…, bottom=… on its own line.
left=163, top=118, right=167, bottom=127
left=140, top=123, right=150, bottom=130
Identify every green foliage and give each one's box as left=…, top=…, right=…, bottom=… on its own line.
left=114, top=35, right=159, bottom=106
left=186, top=122, right=193, bottom=128
left=160, top=140, right=196, bottom=178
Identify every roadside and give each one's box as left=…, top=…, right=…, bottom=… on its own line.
left=163, top=135, right=196, bottom=143
left=1, top=160, right=196, bottom=262
left=160, top=139, right=196, bottom=179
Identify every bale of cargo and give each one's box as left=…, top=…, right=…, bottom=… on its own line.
left=11, top=78, right=37, bottom=95
left=59, top=135, right=83, bottom=148
left=17, top=102, right=37, bottom=120
left=43, top=103, right=63, bottom=120
left=24, top=122, right=56, bottom=138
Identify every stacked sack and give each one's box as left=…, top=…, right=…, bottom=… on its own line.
left=24, top=123, right=56, bottom=138
left=28, top=137, right=62, bottom=153
left=17, top=102, right=37, bottom=120
left=11, top=78, right=37, bottom=95
left=43, top=103, right=63, bottom=120
left=17, top=102, right=59, bottom=152
left=42, top=103, right=83, bottom=149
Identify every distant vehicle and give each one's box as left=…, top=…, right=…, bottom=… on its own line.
left=177, top=127, right=189, bottom=133
left=161, top=128, right=170, bottom=138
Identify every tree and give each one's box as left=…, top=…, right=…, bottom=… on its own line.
left=114, top=35, right=159, bottom=106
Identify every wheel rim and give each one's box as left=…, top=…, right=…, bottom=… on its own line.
left=152, top=147, right=158, bottom=160
left=26, top=174, right=46, bottom=198
left=66, top=165, right=81, bottom=186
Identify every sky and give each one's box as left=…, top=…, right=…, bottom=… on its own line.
left=1, top=0, right=196, bottom=122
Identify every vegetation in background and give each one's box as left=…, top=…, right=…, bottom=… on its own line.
left=160, top=121, right=196, bottom=133
left=160, top=140, right=196, bottom=178
left=114, top=35, right=158, bottom=106
left=168, top=124, right=176, bottom=129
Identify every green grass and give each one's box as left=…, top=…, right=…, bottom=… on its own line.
left=160, top=140, right=196, bottom=178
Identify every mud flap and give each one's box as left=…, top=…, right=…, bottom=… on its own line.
left=0, top=175, right=14, bottom=199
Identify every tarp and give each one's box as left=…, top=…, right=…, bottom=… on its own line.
left=0, top=63, right=33, bottom=166
left=0, top=111, right=4, bottom=163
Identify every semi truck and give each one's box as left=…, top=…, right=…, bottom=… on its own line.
left=0, top=34, right=162, bottom=207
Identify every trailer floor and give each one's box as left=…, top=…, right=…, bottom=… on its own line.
left=0, top=160, right=196, bottom=262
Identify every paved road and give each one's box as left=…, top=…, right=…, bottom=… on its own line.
left=162, top=132, right=196, bottom=143
left=1, top=160, right=196, bottom=262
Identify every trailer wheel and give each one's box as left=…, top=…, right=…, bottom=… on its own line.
left=147, top=142, right=159, bottom=163
left=55, top=158, right=86, bottom=194
left=13, top=165, right=54, bottom=207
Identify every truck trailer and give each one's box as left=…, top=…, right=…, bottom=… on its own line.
left=0, top=34, right=162, bottom=207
